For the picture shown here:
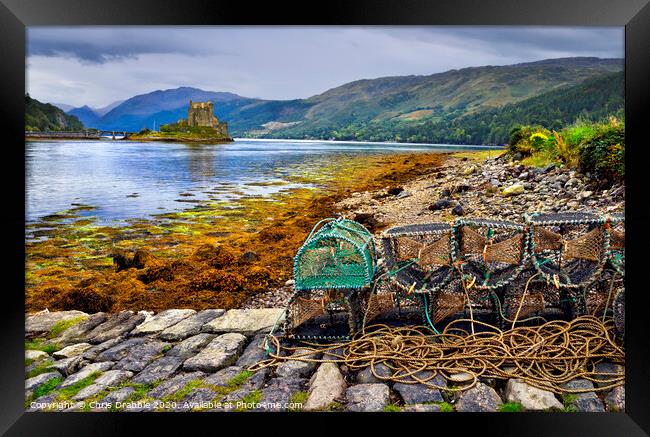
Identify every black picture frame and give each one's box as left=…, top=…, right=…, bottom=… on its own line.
left=1, top=0, right=649, bottom=434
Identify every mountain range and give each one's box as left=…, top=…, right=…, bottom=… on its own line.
left=50, top=57, right=623, bottom=144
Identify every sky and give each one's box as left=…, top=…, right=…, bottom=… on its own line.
left=26, top=26, right=624, bottom=109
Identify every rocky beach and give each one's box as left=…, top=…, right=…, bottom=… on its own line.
left=25, top=149, right=625, bottom=412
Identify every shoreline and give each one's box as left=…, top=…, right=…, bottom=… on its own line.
left=25, top=150, right=448, bottom=313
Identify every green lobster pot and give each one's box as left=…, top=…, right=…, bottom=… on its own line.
left=293, top=218, right=377, bottom=291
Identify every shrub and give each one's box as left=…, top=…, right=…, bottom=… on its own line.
left=578, top=119, right=624, bottom=184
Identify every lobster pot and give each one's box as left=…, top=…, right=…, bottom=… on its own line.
left=526, top=212, right=607, bottom=288
left=293, top=219, right=377, bottom=292
left=381, top=223, right=454, bottom=294
left=606, top=213, right=625, bottom=276
left=361, top=289, right=424, bottom=328
left=453, top=219, right=528, bottom=289
left=585, top=268, right=624, bottom=316
left=427, top=277, right=496, bottom=325
left=285, top=289, right=358, bottom=340
left=501, top=269, right=566, bottom=325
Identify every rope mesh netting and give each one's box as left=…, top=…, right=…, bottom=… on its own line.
left=281, top=211, right=624, bottom=340
left=294, top=218, right=377, bottom=291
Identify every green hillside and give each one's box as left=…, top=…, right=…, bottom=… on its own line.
left=327, top=70, right=624, bottom=145
left=26, top=94, right=84, bottom=132
left=238, top=57, right=622, bottom=141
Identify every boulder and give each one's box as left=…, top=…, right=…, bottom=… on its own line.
left=26, top=350, right=49, bottom=362
left=562, top=379, right=606, bottom=412
left=356, top=362, right=392, bottom=384
left=49, top=356, right=84, bottom=376
left=203, top=366, right=243, bottom=387
left=604, top=386, right=625, bottom=412
left=429, top=199, right=453, bottom=211
left=53, top=343, right=92, bottom=359
left=454, top=382, right=502, bottom=412
left=402, top=404, right=443, bottom=412
left=166, top=333, right=215, bottom=359
left=113, top=340, right=172, bottom=372
left=131, top=356, right=185, bottom=384
left=59, top=361, right=115, bottom=388
left=275, top=348, right=320, bottom=378
left=183, top=333, right=247, bottom=372
left=505, top=379, right=562, bottom=410
left=394, top=372, right=445, bottom=404
left=25, top=371, right=62, bottom=397
left=148, top=371, right=205, bottom=399
left=26, top=310, right=88, bottom=336
left=304, top=363, right=346, bottom=411
left=202, top=309, right=284, bottom=335
left=72, top=370, right=133, bottom=400
left=256, top=377, right=307, bottom=411
left=101, top=386, right=135, bottom=403
left=130, top=309, right=196, bottom=336
left=345, top=383, right=390, bottom=412
left=236, top=334, right=268, bottom=368
left=85, top=311, right=146, bottom=344
left=502, top=183, right=525, bottom=197
left=160, top=309, right=224, bottom=341
left=53, top=312, right=108, bottom=345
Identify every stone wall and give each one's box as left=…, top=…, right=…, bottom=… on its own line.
left=24, top=309, right=624, bottom=412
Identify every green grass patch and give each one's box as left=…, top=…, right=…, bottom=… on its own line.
left=25, top=360, right=56, bottom=379
left=562, top=394, right=578, bottom=413
left=499, top=402, right=524, bottom=412
left=438, top=401, right=454, bottom=412
left=451, top=149, right=504, bottom=162
left=162, top=379, right=204, bottom=403
left=47, top=316, right=86, bottom=338
left=25, top=358, right=35, bottom=367
left=227, top=370, right=253, bottom=388
left=288, top=391, right=309, bottom=412
left=29, top=375, right=64, bottom=403
left=55, top=371, right=102, bottom=401
left=383, top=404, right=402, bottom=412
left=235, top=390, right=263, bottom=412
left=25, top=339, right=59, bottom=354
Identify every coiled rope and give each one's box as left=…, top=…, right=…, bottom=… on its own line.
left=249, top=315, right=624, bottom=395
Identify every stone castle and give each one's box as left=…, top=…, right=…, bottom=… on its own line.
left=184, top=100, right=228, bottom=136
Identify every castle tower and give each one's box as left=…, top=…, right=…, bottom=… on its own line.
left=188, top=100, right=220, bottom=128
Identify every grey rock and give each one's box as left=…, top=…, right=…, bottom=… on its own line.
left=59, top=361, right=114, bottom=388
left=25, top=371, right=63, bottom=397
left=131, top=356, right=185, bottom=384
left=236, top=334, right=268, bottom=367
left=148, top=371, right=206, bottom=399
left=275, top=348, right=321, bottom=378
left=429, top=199, right=453, bottom=211
left=183, top=333, right=247, bottom=372
left=25, top=350, right=49, bottom=362
left=167, top=333, right=215, bottom=359
left=454, top=382, right=502, bottom=412
left=604, top=386, right=625, bottom=412
left=402, top=404, right=443, bottom=412
left=345, top=383, right=390, bottom=412
left=356, top=362, right=392, bottom=384
left=72, top=370, right=133, bottom=400
left=55, top=312, right=108, bottom=345
left=562, top=379, right=606, bottom=412
left=86, top=311, right=146, bottom=344
left=304, top=362, right=346, bottom=411
left=130, top=309, right=196, bottom=336
left=394, top=372, right=445, bottom=404
left=113, top=340, right=171, bottom=372
left=26, top=358, right=53, bottom=377
left=204, top=366, right=243, bottom=387
left=257, top=377, right=307, bottom=411
left=593, top=362, right=624, bottom=388
left=96, top=338, right=147, bottom=362
left=49, top=356, right=84, bottom=376
left=26, top=310, right=88, bottom=336
left=81, top=336, right=125, bottom=360
left=160, top=310, right=224, bottom=341
left=451, top=204, right=465, bottom=216
left=395, top=191, right=411, bottom=199
left=53, top=343, right=92, bottom=359
left=505, top=378, right=562, bottom=410
left=202, top=309, right=285, bottom=335
left=179, top=388, right=220, bottom=410
left=243, top=368, right=269, bottom=390
left=102, top=386, right=135, bottom=403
